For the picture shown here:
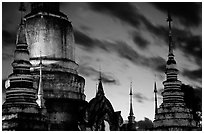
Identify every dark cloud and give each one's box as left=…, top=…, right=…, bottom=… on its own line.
left=132, top=32, right=149, bottom=49
left=77, top=22, right=201, bottom=85
left=155, top=64, right=166, bottom=73
left=151, top=2, right=202, bottom=27
left=89, top=2, right=143, bottom=29
left=133, top=92, right=148, bottom=103
left=78, top=65, right=120, bottom=85
left=88, top=2, right=167, bottom=41
left=144, top=23, right=202, bottom=68
left=75, top=29, right=166, bottom=74
left=101, top=76, right=119, bottom=85
left=182, top=69, right=202, bottom=82
left=176, top=34, right=202, bottom=65
left=88, top=2, right=201, bottom=68
left=74, top=30, right=95, bottom=48
left=74, top=30, right=108, bottom=52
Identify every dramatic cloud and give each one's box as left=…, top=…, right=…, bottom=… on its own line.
left=151, top=2, right=202, bottom=27
left=88, top=2, right=143, bottom=29
left=74, top=30, right=95, bottom=49
left=143, top=22, right=202, bottom=68
left=132, top=32, right=149, bottom=49
left=88, top=2, right=201, bottom=69
left=182, top=69, right=202, bottom=82
left=176, top=34, right=202, bottom=65
left=133, top=92, right=149, bottom=103
left=88, top=2, right=167, bottom=42
left=78, top=65, right=120, bottom=85
left=75, top=29, right=166, bottom=74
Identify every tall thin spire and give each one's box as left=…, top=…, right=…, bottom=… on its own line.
left=167, top=10, right=173, bottom=55
left=154, top=81, right=158, bottom=115
left=129, top=82, right=134, bottom=116
left=128, top=81, right=136, bottom=127
left=36, top=51, right=45, bottom=108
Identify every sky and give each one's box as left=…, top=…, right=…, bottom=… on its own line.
left=2, top=2, right=202, bottom=121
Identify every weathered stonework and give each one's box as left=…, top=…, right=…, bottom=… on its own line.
left=26, top=3, right=86, bottom=130
left=2, top=19, right=47, bottom=131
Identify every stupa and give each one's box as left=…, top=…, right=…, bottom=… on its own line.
left=153, top=12, right=197, bottom=131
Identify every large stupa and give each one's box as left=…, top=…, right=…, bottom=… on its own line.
left=153, top=12, right=197, bottom=131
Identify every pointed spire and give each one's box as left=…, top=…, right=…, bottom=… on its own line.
left=128, top=81, right=135, bottom=125
left=16, top=2, right=26, bottom=46
left=154, top=81, right=158, bottom=115
left=12, top=11, right=31, bottom=72
left=16, top=19, right=27, bottom=46
left=36, top=51, right=45, bottom=108
left=165, top=10, right=177, bottom=71
left=167, top=10, right=174, bottom=56
left=129, top=81, right=134, bottom=116
left=96, top=69, right=104, bottom=97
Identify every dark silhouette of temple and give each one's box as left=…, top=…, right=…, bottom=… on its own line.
left=78, top=74, right=123, bottom=131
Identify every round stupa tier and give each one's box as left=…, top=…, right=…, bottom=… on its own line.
left=166, top=71, right=178, bottom=80
left=4, top=74, right=38, bottom=107
left=162, top=91, right=184, bottom=98
left=13, top=48, right=29, bottom=61
left=24, top=6, right=78, bottom=73
left=154, top=102, right=196, bottom=130
left=163, top=80, right=181, bottom=91
left=31, top=70, right=86, bottom=100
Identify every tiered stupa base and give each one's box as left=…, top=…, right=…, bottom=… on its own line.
left=31, top=68, right=87, bottom=130
left=154, top=102, right=197, bottom=131
left=2, top=104, right=47, bottom=130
